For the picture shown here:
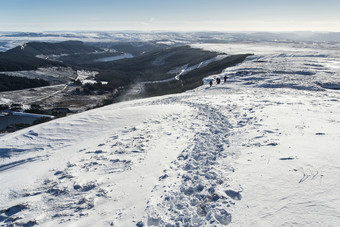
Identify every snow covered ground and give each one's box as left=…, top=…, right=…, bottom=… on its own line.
left=1, top=42, right=340, bottom=226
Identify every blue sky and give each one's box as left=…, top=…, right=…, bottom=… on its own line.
left=1, top=0, right=339, bottom=32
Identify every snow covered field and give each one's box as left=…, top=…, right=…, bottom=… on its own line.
left=1, top=42, right=340, bottom=226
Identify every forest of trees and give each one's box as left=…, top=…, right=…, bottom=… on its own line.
left=0, top=74, right=50, bottom=92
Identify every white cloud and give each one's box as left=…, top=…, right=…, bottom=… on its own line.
left=140, top=22, right=149, bottom=26
left=140, top=17, right=155, bottom=27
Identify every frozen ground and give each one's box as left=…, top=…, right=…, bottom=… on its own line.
left=1, top=42, right=340, bottom=226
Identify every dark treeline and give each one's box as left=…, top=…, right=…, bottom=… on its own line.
left=0, top=74, right=50, bottom=92
left=0, top=52, right=63, bottom=71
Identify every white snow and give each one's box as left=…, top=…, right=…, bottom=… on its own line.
left=167, top=54, right=228, bottom=75
left=0, top=98, right=12, bottom=105
left=1, top=42, right=340, bottom=226
left=76, top=70, right=99, bottom=85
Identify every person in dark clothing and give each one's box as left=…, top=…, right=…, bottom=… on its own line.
left=209, top=80, right=213, bottom=87
left=224, top=75, right=228, bottom=83
left=216, top=78, right=221, bottom=84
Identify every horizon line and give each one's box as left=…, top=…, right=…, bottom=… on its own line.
left=1, top=30, right=340, bottom=34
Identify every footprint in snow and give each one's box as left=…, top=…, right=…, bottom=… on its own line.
left=225, top=189, right=242, bottom=200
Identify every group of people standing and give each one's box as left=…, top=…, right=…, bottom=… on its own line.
left=209, top=75, right=228, bottom=87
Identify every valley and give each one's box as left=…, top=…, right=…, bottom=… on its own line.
left=0, top=37, right=250, bottom=132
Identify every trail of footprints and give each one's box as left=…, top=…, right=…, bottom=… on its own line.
left=142, top=97, right=242, bottom=226
left=143, top=95, right=281, bottom=226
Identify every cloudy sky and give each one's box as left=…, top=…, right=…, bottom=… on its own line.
left=1, top=0, right=339, bottom=32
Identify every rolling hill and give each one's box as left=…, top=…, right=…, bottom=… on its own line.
left=92, top=46, right=220, bottom=82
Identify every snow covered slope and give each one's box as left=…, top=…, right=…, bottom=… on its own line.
left=1, top=42, right=340, bottom=226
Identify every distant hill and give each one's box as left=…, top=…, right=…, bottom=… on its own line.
left=57, top=42, right=169, bottom=65
left=6, top=41, right=103, bottom=57
left=0, top=52, right=63, bottom=71
left=85, top=45, right=251, bottom=97
left=93, top=45, right=219, bottom=83
left=110, top=42, right=169, bottom=56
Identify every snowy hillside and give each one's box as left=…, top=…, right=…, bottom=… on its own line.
left=1, top=42, right=340, bottom=226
